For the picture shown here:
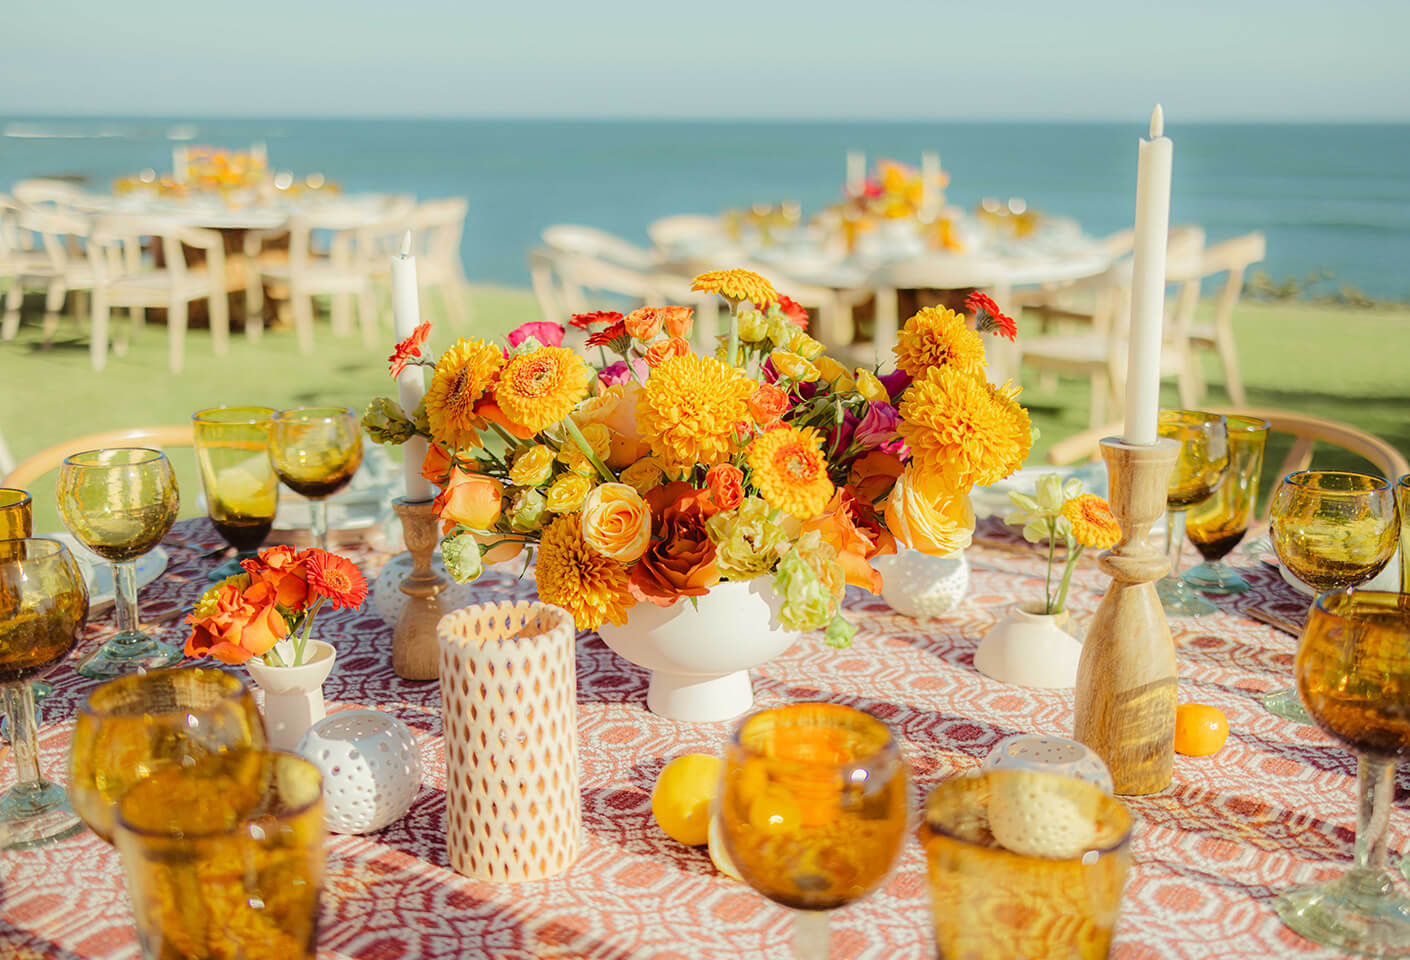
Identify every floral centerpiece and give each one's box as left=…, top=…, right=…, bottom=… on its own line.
left=363, top=269, right=1030, bottom=654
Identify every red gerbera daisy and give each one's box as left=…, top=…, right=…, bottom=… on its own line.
left=585, top=320, right=630, bottom=351
left=775, top=294, right=810, bottom=330
left=569, top=310, right=624, bottom=330
left=966, top=291, right=1018, bottom=341
left=304, top=550, right=368, bottom=610
left=388, top=321, right=432, bottom=377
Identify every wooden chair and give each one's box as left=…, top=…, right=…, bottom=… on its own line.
left=408, top=198, right=471, bottom=330
left=251, top=213, right=377, bottom=353
left=647, top=214, right=727, bottom=251
left=1, top=206, right=96, bottom=346
left=3, top=425, right=195, bottom=489
left=1185, top=232, right=1265, bottom=406
left=1010, top=228, right=1137, bottom=333
left=1045, top=408, right=1410, bottom=522
left=541, top=224, right=659, bottom=272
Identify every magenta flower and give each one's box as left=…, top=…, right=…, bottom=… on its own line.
left=854, top=401, right=900, bottom=449
left=507, top=320, right=565, bottom=349
left=598, top=358, right=648, bottom=387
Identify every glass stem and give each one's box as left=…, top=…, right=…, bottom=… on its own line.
left=1353, top=754, right=1394, bottom=879
left=1165, top=508, right=1187, bottom=580
left=792, top=910, right=829, bottom=960
left=112, top=560, right=143, bottom=643
left=310, top=499, right=329, bottom=552
left=1, top=683, right=43, bottom=794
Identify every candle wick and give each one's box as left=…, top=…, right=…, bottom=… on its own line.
left=400, top=230, right=413, bottom=258
left=1150, top=104, right=1165, bottom=139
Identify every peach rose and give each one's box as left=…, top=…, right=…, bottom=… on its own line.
left=574, top=382, right=651, bottom=469
left=434, top=469, right=504, bottom=531
left=849, top=450, right=905, bottom=504
left=748, top=382, right=790, bottom=426
left=705, top=463, right=744, bottom=511
left=580, top=482, right=652, bottom=562
left=629, top=482, right=720, bottom=605
left=883, top=468, right=974, bottom=557
left=624, top=307, right=664, bottom=340
left=801, top=486, right=896, bottom=594
left=474, top=532, right=525, bottom=565
left=421, top=443, right=454, bottom=488
left=185, top=578, right=288, bottom=665
left=644, top=336, right=690, bottom=368
left=661, top=305, right=694, bottom=339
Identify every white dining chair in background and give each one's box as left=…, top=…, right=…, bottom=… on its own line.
left=409, top=198, right=472, bottom=331
left=1184, top=232, right=1265, bottom=406
left=1, top=206, right=96, bottom=347
left=249, top=212, right=376, bottom=352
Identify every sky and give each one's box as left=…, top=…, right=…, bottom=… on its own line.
left=3, top=0, right=1407, bottom=121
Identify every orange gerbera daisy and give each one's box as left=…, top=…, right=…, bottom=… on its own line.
left=690, top=268, right=778, bottom=304
left=893, top=306, right=987, bottom=379
left=898, top=367, right=1032, bottom=488
left=388, top=321, right=431, bottom=378
left=423, top=337, right=504, bottom=448
left=535, top=514, right=635, bottom=630
left=1062, top=494, right=1122, bottom=549
left=746, top=424, right=835, bottom=519
left=635, top=353, right=754, bottom=470
left=304, top=550, right=368, bottom=610
left=495, top=346, right=592, bottom=433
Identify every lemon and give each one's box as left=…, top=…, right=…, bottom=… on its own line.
left=651, top=753, right=722, bottom=846
left=707, top=814, right=743, bottom=880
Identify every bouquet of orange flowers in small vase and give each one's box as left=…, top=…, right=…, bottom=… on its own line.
left=363, top=268, right=1031, bottom=652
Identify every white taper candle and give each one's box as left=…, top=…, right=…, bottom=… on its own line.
left=391, top=230, right=432, bottom=501
left=1123, top=105, right=1173, bottom=446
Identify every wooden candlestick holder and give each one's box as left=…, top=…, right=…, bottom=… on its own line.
left=391, top=498, right=452, bottom=681
left=1073, top=436, right=1180, bottom=795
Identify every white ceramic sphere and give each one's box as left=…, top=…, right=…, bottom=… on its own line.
left=371, top=553, right=478, bottom=625
left=296, top=709, right=423, bottom=834
left=873, top=551, right=970, bottom=618
left=982, top=734, right=1114, bottom=794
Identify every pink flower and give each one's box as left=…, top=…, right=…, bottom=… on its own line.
left=853, top=401, right=900, bottom=449
left=598, top=359, right=648, bottom=387
left=507, top=321, right=565, bottom=349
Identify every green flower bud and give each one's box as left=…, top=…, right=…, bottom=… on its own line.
left=362, top=397, right=415, bottom=445
left=440, top=531, right=484, bottom=583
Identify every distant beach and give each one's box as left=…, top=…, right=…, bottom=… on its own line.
left=4, top=117, right=1408, bottom=300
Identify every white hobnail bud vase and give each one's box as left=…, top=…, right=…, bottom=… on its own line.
left=297, top=709, right=423, bottom=834
left=873, top=550, right=970, bottom=618
left=244, top=640, right=336, bottom=750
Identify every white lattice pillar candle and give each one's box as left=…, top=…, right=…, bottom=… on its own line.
left=437, top=601, right=581, bottom=882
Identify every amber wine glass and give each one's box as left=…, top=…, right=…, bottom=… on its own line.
left=1156, top=410, right=1229, bottom=617
left=719, top=703, right=908, bottom=958
left=269, top=407, right=362, bottom=552
left=0, top=488, right=32, bottom=540
left=1273, top=590, right=1410, bottom=956
left=192, top=406, right=278, bottom=579
left=1265, top=471, right=1399, bottom=721
left=57, top=448, right=180, bottom=679
left=0, top=538, right=88, bottom=849
left=1397, top=475, right=1409, bottom=593
left=1184, top=416, right=1269, bottom=594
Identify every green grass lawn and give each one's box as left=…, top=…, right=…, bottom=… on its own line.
left=2, top=289, right=1406, bottom=532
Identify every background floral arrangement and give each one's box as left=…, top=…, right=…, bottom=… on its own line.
left=364, top=269, right=1031, bottom=647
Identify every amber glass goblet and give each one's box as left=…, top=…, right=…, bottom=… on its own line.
left=269, top=407, right=362, bottom=552
left=1273, top=590, right=1410, bottom=956
left=1184, top=416, right=1269, bottom=594
left=57, top=448, right=181, bottom=678
left=192, top=406, right=278, bottom=579
left=1266, top=471, right=1398, bottom=721
left=719, top=703, right=908, bottom=958
left=1156, top=410, right=1229, bottom=617
left=0, top=538, right=88, bottom=849
left=113, top=748, right=324, bottom=960
left=1396, top=475, right=1409, bottom=593
left=68, top=664, right=265, bottom=843
left=0, top=488, right=33, bottom=540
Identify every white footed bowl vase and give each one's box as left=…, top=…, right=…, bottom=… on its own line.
left=596, top=579, right=799, bottom=723
left=974, top=602, right=1083, bottom=689
left=244, top=640, right=336, bottom=750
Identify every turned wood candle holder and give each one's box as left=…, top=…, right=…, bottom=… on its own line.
left=390, top=498, right=453, bottom=681
left=1073, top=436, right=1180, bottom=796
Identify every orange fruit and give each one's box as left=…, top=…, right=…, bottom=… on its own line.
left=707, top=814, right=743, bottom=880
left=1174, top=703, right=1229, bottom=756
left=651, top=754, right=722, bottom=846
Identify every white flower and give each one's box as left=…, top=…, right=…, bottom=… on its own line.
left=1005, top=473, right=1085, bottom=545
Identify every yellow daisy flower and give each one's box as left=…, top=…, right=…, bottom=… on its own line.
left=893, top=306, right=987, bottom=379
left=1062, top=494, right=1122, bottom=549
left=495, top=346, right=591, bottom=433
left=423, top=338, right=504, bottom=448
left=535, top=514, right=634, bottom=630
left=635, top=354, right=754, bottom=470
left=898, top=366, right=1032, bottom=488
left=746, top=424, right=835, bottom=519
left=690, top=268, right=778, bottom=304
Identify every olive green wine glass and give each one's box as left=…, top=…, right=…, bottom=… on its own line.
left=1156, top=410, right=1230, bottom=617
left=192, top=406, right=278, bottom=579
left=269, top=407, right=363, bottom=552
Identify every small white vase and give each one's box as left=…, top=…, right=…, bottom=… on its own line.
left=974, top=602, right=1083, bottom=689
left=245, top=640, right=337, bottom=750
left=873, top=550, right=970, bottom=618
left=596, top=579, right=799, bottom=723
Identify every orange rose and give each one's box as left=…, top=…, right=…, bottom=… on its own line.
left=474, top=531, right=525, bottom=565
left=661, top=305, right=695, bottom=339
left=623, top=307, right=664, bottom=340
left=802, top=486, right=896, bottom=594
left=240, top=545, right=310, bottom=610
left=184, top=579, right=288, bottom=665
left=629, top=482, right=720, bottom=606
left=883, top=468, right=974, bottom=556
left=849, top=450, right=905, bottom=504
left=580, top=482, right=652, bottom=562
left=644, top=336, right=690, bottom=368
left=748, top=383, right=790, bottom=425
left=421, top=443, right=454, bottom=487
left=705, top=463, right=744, bottom=511
left=434, top=469, right=504, bottom=531
left=474, top=395, right=536, bottom=440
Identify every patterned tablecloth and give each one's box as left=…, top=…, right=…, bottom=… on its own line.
left=1, top=517, right=1406, bottom=959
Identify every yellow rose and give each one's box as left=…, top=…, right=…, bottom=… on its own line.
left=855, top=369, right=889, bottom=403
left=788, top=332, right=826, bottom=360
left=736, top=310, right=768, bottom=343
left=508, top=444, right=554, bottom=487
left=574, top=384, right=651, bottom=469
left=813, top=356, right=855, bottom=391
left=546, top=473, right=593, bottom=513
left=771, top=350, right=820, bottom=383
left=579, top=482, right=652, bottom=562
left=558, top=422, right=611, bottom=475
left=619, top=457, right=668, bottom=496
left=883, top=468, right=975, bottom=556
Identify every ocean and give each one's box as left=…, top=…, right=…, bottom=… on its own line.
left=4, top=117, right=1408, bottom=301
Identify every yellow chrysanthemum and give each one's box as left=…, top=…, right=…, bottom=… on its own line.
left=1062, top=494, right=1122, bottom=549
left=635, top=354, right=754, bottom=469
left=423, top=338, right=504, bottom=448
left=893, top=306, right=987, bottom=379
left=746, top=425, right=835, bottom=519
left=535, top=514, right=634, bottom=630
left=898, top=367, right=1032, bottom=488
left=495, top=346, right=591, bottom=433
left=690, top=268, right=778, bottom=304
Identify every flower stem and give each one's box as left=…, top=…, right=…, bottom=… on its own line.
left=726, top=302, right=740, bottom=368
left=488, top=421, right=526, bottom=452
left=295, top=596, right=324, bottom=667
left=562, top=418, right=616, bottom=483
left=1044, top=522, right=1057, bottom=614
left=1053, top=544, right=1084, bottom=615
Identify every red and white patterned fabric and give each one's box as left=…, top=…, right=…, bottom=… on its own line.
left=0, top=518, right=1405, bottom=959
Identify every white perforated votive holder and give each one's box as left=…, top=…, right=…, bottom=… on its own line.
left=437, top=601, right=580, bottom=882
left=982, top=733, right=1115, bottom=795
left=296, top=709, right=423, bottom=834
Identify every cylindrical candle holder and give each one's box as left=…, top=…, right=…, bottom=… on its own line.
left=437, top=600, right=581, bottom=882
left=1073, top=436, right=1180, bottom=796
left=391, top=497, right=453, bottom=681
